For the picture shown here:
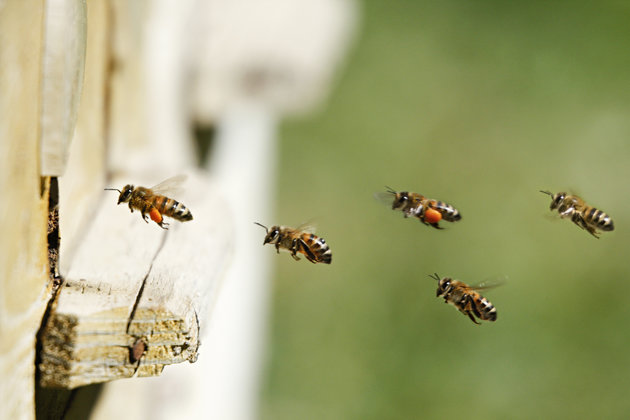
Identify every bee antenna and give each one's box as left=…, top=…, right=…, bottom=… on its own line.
left=384, top=186, right=396, bottom=194
left=428, top=273, right=440, bottom=281
left=539, top=190, right=553, bottom=197
left=253, top=222, right=268, bottom=233
left=104, top=188, right=122, bottom=193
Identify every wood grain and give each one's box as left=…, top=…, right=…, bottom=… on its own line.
left=39, top=0, right=87, bottom=176
left=39, top=173, right=233, bottom=389
left=0, top=2, right=49, bottom=420
left=58, top=0, right=109, bottom=273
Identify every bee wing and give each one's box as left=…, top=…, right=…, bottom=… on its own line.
left=150, top=175, right=187, bottom=196
left=374, top=191, right=395, bottom=206
left=295, top=221, right=317, bottom=234
left=470, top=279, right=505, bottom=292
left=543, top=212, right=560, bottom=222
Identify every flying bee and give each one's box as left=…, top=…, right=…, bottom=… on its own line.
left=540, top=190, right=613, bottom=238
left=430, top=273, right=497, bottom=324
left=254, top=222, right=332, bottom=264
left=375, top=187, right=461, bottom=229
left=105, top=175, right=193, bottom=229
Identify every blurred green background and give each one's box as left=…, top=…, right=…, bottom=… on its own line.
left=260, top=1, right=630, bottom=419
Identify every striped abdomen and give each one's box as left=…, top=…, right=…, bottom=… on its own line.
left=582, top=207, right=614, bottom=231
left=300, top=233, right=332, bottom=264
left=469, top=294, right=497, bottom=322
left=429, top=200, right=462, bottom=222
left=152, top=195, right=193, bottom=222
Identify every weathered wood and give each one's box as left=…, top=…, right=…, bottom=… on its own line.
left=40, top=0, right=87, bottom=176
left=88, top=106, right=277, bottom=420
left=38, top=172, right=232, bottom=389
left=88, top=0, right=358, bottom=417
left=58, top=0, right=109, bottom=275
left=40, top=0, right=234, bottom=392
left=0, top=2, right=51, bottom=420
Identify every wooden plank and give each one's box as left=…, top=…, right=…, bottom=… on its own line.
left=35, top=2, right=110, bottom=408
left=87, top=105, right=276, bottom=420
left=39, top=0, right=87, bottom=176
left=88, top=0, right=358, bottom=415
left=0, top=2, right=49, bottom=420
left=38, top=172, right=232, bottom=389
left=58, top=0, right=109, bottom=273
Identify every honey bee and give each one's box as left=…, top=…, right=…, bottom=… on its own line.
left=430, top=273, right=497, bottom=324
left=376, top=187, right=461, bottom=229
left=254, top=222, right=332, bottom=264
left=540, top=190, right=614, bottom=238
left=105, top=175, right=193, bottom=229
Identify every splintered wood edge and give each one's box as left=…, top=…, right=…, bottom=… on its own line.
left=39, top=173, right=233, bottom=388
left=39, top=306, right=198, bottom=388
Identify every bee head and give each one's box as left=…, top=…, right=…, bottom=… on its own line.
left=254, top=222, right=281, bottom=245
left=264, top=226, right=281, bottom=244
left=540, top=190, right=564, bottom=210
left=104, top=185, right=132, bottom=204
left=431, top=273, right=451, bottom=297
left=118, top=185, right=134, bottom=204
left=550, top=192, right=566, bottom=210
left=392, top=191, right=409, bottom=210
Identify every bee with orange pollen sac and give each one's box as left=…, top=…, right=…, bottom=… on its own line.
left=376, top=187, right=461, bottom=229
left=105, top=175, right=193, bottom=229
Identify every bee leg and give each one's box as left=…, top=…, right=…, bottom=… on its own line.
left=583, top=224, right=600, bottom=238
left=466, top=311, right=481, bottom=325
left=572, top=213, right=600, bottom=238
left=298, top=239, right=318, bottom=264
left=462, top=296, right=481, bottom=324
left=158, top=221, right=170, bottom=230
left=587, top=228, right=600, bottom=238
left=571, top=213, right=585, bottom=229
left=141, top=212, right=149, bottom=223
left=128, top=202, right=134, bottom=213
left=275, top=243, right=281, bottom=254
left=405, top=208, right=418, bottom=218
left=289, top=239, right=301, bottom=261
left=423, top=218, right=443, bottom=229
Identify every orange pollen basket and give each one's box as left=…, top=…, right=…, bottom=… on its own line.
left=424, top=208, right=442, bottom=224
left=149, top=208, right=163, bottom=223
